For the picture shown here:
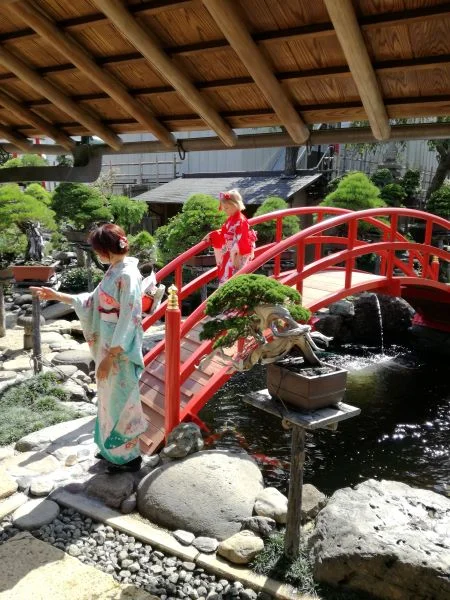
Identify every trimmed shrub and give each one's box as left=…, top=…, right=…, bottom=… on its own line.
left=380, top=183, right=407, bottom=207
left=253, top=196, right=300, bottom=243
left=129, top=230, right=156, bottom=264
left=426, top=185, right=450, bottom=219
left=59, top=266, right=103, bottom=292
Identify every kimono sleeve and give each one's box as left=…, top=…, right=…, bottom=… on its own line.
left=237, top=217, right=253, bottom=255
left=110, top=273, right=142, bottom=353
left=72, top=291, right=96, bottom=332
left=210, top=226, right=225, bottom=249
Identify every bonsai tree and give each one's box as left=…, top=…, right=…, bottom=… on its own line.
left=400, top=169, right=421, bottom=207
left=321, top=172, right=386, bottom=212
left=129, top=230, right=156, bottom=264
left=155, top=193, right=225, bottom=264
left=200, top=274, right=310, bottom=349
left=371, top=168, right=394, bottom=189
left=253, top=196, right=300, bottom=244
left=52, top=182, right=112, bottom=231
left=379, top=183, right=406, bottom=207
left=426, top=185, right=450, bottom=219
left=0, top=183, right=56, bottom=262
left=109, top=194, right=148, bottom=233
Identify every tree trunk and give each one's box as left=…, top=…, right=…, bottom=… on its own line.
left=0, top=284, right=5, bottom=338
left=76, top=246, right=86, bottom=267
left=426, top=151, right=450, bottom=201
left=284, top=146, right=300, bottom=176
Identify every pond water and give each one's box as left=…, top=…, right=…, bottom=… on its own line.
left=199, top=346, right=450, bottom=497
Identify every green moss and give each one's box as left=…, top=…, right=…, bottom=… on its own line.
left=0, top=373, right=81, bottom=445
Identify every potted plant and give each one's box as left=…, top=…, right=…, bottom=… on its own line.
left=0, top=183, right=57, bottom=283
left=155, top=193, right=225, bottom=266
left=200, top=274, right=347, bottom=410
left=253, top=196, right=300, bottom=261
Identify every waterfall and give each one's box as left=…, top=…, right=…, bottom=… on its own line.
left=372, top=293, right=384, bottom=354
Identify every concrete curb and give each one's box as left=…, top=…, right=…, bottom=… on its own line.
left=51, top=490, right=311, bottom=600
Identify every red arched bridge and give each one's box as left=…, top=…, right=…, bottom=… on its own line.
left=139, top=207, right=450, bottom=454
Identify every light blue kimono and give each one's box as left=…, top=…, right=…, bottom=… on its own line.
left=73, top=257, right=147, bottom=464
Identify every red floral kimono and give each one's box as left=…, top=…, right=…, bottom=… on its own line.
left=210, top=211, right=257, bottom=283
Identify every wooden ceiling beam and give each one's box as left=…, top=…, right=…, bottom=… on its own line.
left=92, top=0, right=236, bottom=147
left=202, top=0, right=309, bottom=144
left=0, top=44, right=122, bottom=149
left=9, top=1, right=175, bottom=149
left=0, top=124, right=31, bottom=152
left=324, top=0, right=390, bottom=141
left=0, top=89, right=75, bottom=150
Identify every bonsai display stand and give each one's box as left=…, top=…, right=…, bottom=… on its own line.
left=244, top=389, right=360, bottom=559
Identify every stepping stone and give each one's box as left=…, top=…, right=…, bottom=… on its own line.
left=12, top=498, right=59, bottom=530
left=42, top=364, right=78, bottom=381
left=2, top=355, right=32, bottom=371
left=2, top=452, right=60, bottom=478
left=61, top=380, right=88, bottom=402
left=0, top=492, right=29, bottom=520
left=29, top=478, right=55, bottom=497
left=51, top=349, right=94, bottom=375
left=0, top=371, right=18, bottom=382
left=0, top=472, right=18, bottom=500
left=40, top=331, right=66, bottom=345
left=42, top=302, right=75, bottom=320
left=85, top=473, right=135, bottom=509
left=15, top=416, right=95, bottom=452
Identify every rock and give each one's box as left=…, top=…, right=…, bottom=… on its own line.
left=0, top=472, right=18, bottom=499
left=85, top=473, right=135, bottom=509
left=239, top=516, right=276, bottom=538
left=29, top=478, right=54, bottom=497
left=40, top=331, right=66, bottom=345
left=51, top=349, right=94, bottom=375
left=41, top=319, right=76, bottom=334
left=61, top=380, right=88, bottom=402
left=0, top=492, right=29, bottom=520
left=51, top=444, right=92, bottom=465
left=2, top=355, right=33, bottom=371
left=0, top=371, right=18, bottom=383
left=42, top=302, right=75, bottom=320
left=193, top=536, right=219, bottom=553
left=173, top=530, right=195, bottom=546
left=14, top=294, right=33, bottom=306
left=314, top=314, right=346, bottom=339
left=12, top=498, right=60, bottom=530
left=301, top=484, right=327, bottom=522
left=329, top=299, right=355, bottom=317
left=137, top=450, right=264, bottom=540
left=15, top=416, right=95, bottom=452
left=73, top=370, right=92, bottom=384
left=2, top=451, right=60, bottom=478
left=161, top=422, right=204, bottom=459
left=217, top=530, right=264, bottom=564
left=307, top=479, right=450, bottom=600
left=254, top=487, right=288, bottom=524
left=0, top=445, right=15, bottom=461
left=43, top=363, right=78, bottom=381
left=120, top=493, right=137, bottom=515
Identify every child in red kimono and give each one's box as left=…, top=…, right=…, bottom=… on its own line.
left=205, top=189, right=257, bottom=284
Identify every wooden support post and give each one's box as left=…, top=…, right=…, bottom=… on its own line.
left=0, top=284, right=5, bottom=338
left=165, top=284, right=181, bottom=437
left=284, top=425, right=306, bottom=559
left=31, top=293, right=42, bottom=374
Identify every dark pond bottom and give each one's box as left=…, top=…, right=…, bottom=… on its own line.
left=199, top=346, right=450, bottom=497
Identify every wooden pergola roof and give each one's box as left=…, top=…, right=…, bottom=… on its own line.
left=0, top=0, right=449, bottom=155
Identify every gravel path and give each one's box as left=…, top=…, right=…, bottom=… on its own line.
left=0, top=507, right=265, bottom=600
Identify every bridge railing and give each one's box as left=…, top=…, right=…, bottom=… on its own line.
left=142, top=206, right=430, bottom=333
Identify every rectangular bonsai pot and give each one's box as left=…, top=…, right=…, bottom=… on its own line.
left=267, top=361, right=348, bottom=411
left=12, top=265, right=56, bottom=283
left=185, top=254, right=216, bottom=267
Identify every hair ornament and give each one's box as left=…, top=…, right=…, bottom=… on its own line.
left=219, top=192, right=231, bottom=201
left=118, top=236, right=128, bottom=249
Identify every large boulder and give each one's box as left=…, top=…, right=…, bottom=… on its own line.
left=42, top=302, right=75, bottom=320
left=51, top=349, right=94, bottom=375
left=307, top=479, right=450, bottom=600
left=137, top=450, right=264, bottom=540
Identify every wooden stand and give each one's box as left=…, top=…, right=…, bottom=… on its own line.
left=31, top=293, right=43, bottom=374
left=244, top=389, right=360, bottom=559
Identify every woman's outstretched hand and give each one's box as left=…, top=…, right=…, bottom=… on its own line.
left=30, top=286, right=60, bottom=301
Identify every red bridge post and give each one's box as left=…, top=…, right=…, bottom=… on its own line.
left=165, top=284, right=181, bottom=438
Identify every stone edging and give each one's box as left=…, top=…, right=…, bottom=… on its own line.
left=50, top=490, right=310, bottom=600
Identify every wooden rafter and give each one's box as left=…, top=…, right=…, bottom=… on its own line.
left=0, top=124, right=31, bottom=152
left=203, top=0, right=309, bottom=144
left=324, top=0, right=390, bottom=141
left=0, top=89, right=75, bottom=150
left=0, top=45, right=122, bottom=150
left=92, top=0, right=236, bottom=147
left=9, top=1, right=175, bottom=149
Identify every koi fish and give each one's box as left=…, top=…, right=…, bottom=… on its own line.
left=251, top=453, right=290, bottom=470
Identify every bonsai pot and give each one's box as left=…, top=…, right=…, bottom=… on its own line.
left=12, top=264, right=56, bottom=283
left=185, top=254, right=216, bottom=268
left=267, top=358, right=348, bottom=410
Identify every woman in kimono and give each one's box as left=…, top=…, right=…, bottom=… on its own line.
left=31, top=223, right=147, bottom=472
left=204, top=189, right=257, bottom=284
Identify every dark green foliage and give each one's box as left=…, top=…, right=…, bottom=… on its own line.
left=109, top=194, right=148, bottom=233
left=52, top=183, right=112, bottom=230
left=50, top=231, right=70, bottom=252
left=321, top=172, right=385, bottom=211
left=129, top=230, right=156, bottom=263
left=201, top=275, right=311, bottom=349
left=0, top=373, right=79, bottom=445
left=1, top=153, right=48, bottom=168
left=370, top=168, right=394, bottom=189
left=400, top=169, right=421, bottom=202
left=155, top=193, right=225, bottom=264
left=59, top=266, right=103, bottom=292
left=426, top=185, right=450, bottom=219
left=0, top=183, right=56, bottom=231
left=380, top=183, right=406, bottom=207
left=253, top=196, right=300, bottom=243
left=250, top=532, right=317, bottom=595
